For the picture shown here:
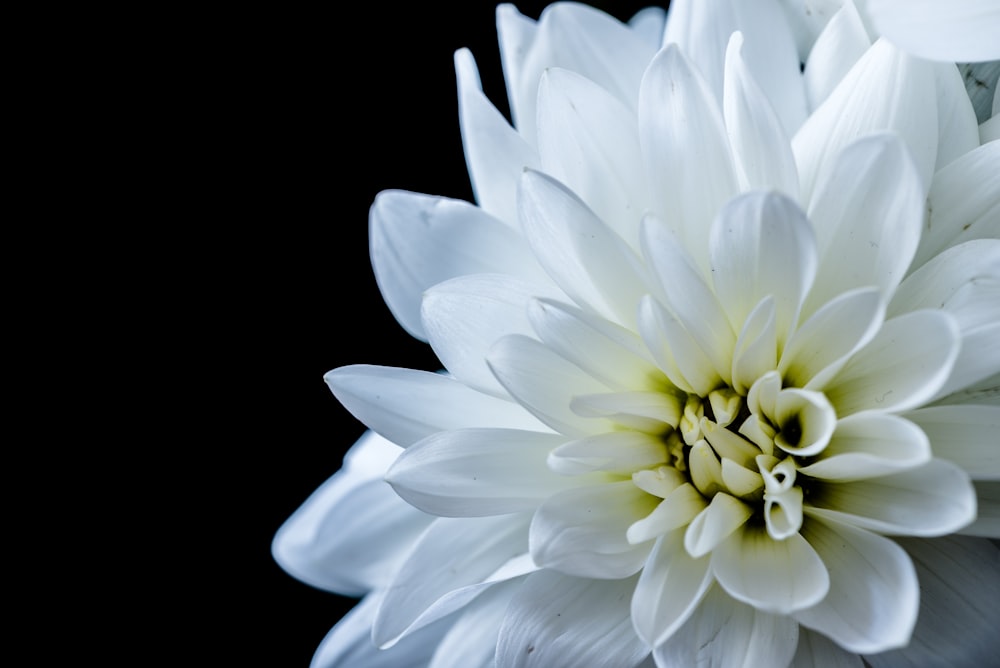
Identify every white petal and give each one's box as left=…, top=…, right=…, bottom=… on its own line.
left=529, top=480, right=657, bottom=578
left=487, top=334, right=615, bottom=436
left=628, top=483, right=709, bottom=545
left=712, top=524, right=829, bottom=613
left=932, top=62, right=982, bottom=172
left=528, top=299, right=663, bottom=392
left=636, top=294, right=721, bottom=396
left=779, top=287, right=884, bottom=390
left=641, top=216, right=736, bottom=385
left=325, top=365, right=549, bottom=448
left=518, top=169, right=647, bottom=328
left=311, top=592, right=451, bottom=668
left=865, top=536, right=1000, bottom=667
left=535, top=67, right=648, bottom=247
left=272, top=432, right=429, bottom=595
left=684, top=493, right=753, bottom=558
left=373, top=514, right=531, bottom=648
left=791, top=628, right=866, bottom=668
left=631, top=529, right=713, bottom=647
left=628, top=6, right=666, bottom=49
left=420, top=274, right=558, bottom=397
left=709, top=191, right=816, bottom=351
left=456, top=48, right=540, bottom=227
left=570, top=391, right=681, bottom=434
left=794, top=517, right=918, bottom=654
left=774, top=0, right=846, bottom=61
left=723, top=32, right=800, bottom=195
left=496, top=3, right=538, bottom=137
left=865, top=0, right=1000, bottom=62
left=773, top=388, right=837, bottom=457
left=731, top=296, right=778, bottom=396
left=496, top=571, right=649, bottom=668
left=369, top=190, right=546, bottom=340
left=802, top=133, right=924, bottom=316
left=799, top=413, right=932, bottom=481
left=825, top=310, right=960, bottom=416
left=385, top=428, right=577, bottom=517
left=931, top=371, right=1000, bottom=408
left=653, top=583, right=800, bottom=668
left=890, top=239, right=1000, bottom=398
left=904, top=405, right=1000, bottom=480
left=793, top=39, right=937, bottom=202
left=912, top=142, right=1000, bottom=269
left=638, top=44, right=738, bottom=272
left=429, top=580, right=518, bottom=668
left=803, top=0, right=870, bottom=110
left=961, top=480, right=1000, bottom=537
left=805, top=458, right=976, bottom=536
left=982, top=113, right=1000, bottom=143
left=550, top=431, right=669, bottom=477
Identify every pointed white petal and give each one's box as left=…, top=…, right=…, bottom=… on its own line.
left=710, top=191, right=816, bottom=350
left=803, top=0, right=870, bottom=110
left=311, top=593, right=451, bottom=668
left=791, top=628, right=865, bottom=668
left=904, top=405, right=1000, bottom=480
left=865, top=0, right=1000, bottom=62
left=794, top=517, right=918, bottom=654
left=384, top=428, right=577, bottom=516
left=518, top=169, right=647, bottom=327
left=638, top=44, right=738, bottom=272
left=800, top=413, right=931, bottom=481
left=731, top=297, right=778, bottom=396
left=496, top=571, right=649, bottom=668
left=628, top=483, right=708, bottom=545
left=685, top=493, right=753, bottom=558
left=806, top=458, right=976, bottom=536
left=535, top=67, right=648, bottom=247
left=631, top=529, right=713, bottom=647
left=373, top=514, right=531, bottom=648
left=774, top=0, right=847, bottom=61
left=803, top=133, right=924, bottom=315
left=959, top=480, right=1000, bottom=537
left=723, top=33, right=800, bottom=195
left=487, top=334, right=615, bottom=436
left=825, top=310, right=960, bottom=416
left=636, top=294, right=721, bottom=396
left=890, top=239, right=1000, bottom=398
left=712, top=524, right=828, bottom=613
left=931, top=372, right=1000, bottom=408
left=793, top=40, right=938, bottom=202
left=456, top=49, right=540, bottom=227
left=779, top=287, right=884, bottom=390
left=530, top=480, right=657, bottom=578
left=496, top=4, right=538, bottom=135
left=628, top=6, right=667, bottom=49
left=421, top=273, right=561, bottom=397
left=370, top=190, right=546, bottom=340
left=429, top=580, right=518, bottom=668
left=272, top=432, right=429, bottom=595
left=325, top=365, right=549, bottom=448
left=913, top=142, right=1000, bottom=269
left=865, top=536, right=1000, bottom=667
left=653, top=583, right=799, bottom=668
left=550, top=431, right=668, bottom=477
left=932, top=62, right=981, bottom=171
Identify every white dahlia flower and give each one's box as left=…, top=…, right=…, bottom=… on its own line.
left=274, top=2, right=1000, bottom=666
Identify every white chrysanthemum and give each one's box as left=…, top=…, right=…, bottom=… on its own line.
left=274, top=2, right=1000, bottom=667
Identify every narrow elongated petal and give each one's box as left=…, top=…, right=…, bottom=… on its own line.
left=370, top=190, right=547, bottom=340
left=932, top=62, right=982, bottom=172
left=429, top=580, right=519, bottom=668
left=712, top=524, right=829, bottom=613
left=549, top=431, right=668, bottom=477
left=374, top=514, right=531, bottom=647
left=824, top=310, right=960, bottom=416
left=685, top=493, right=753, bottom=558
left=962, top=481, right=1000, bottom=537
left=496, top=571, right=649, bottom=668
left=653, top=583, right=799, bottom=668
left=904, top=405, right=1000, bottom=479
left=456, top=48, right=540, bottom=227
left=385, top=428, right=577, bottom=516
left=795, top=517, right=918, bottom=654
left=865, top=0, right=1000, bottom=62
left=806, top=459, right=976, bottom=536
left=799, top=413, right=931, bottom=481
left=326, top=365, right=549, bottom=448
left=731, top=297, right=777, bottom=395
left=627, top=483, right=708, bottom=544
left=631, top=529, right=713, bottom=647
left=865, top=536, right=1000, bottom=667
left=637, top=294, right=721, bottom=396
left=530, top=480, right=657, bottom=578
left=496, top=3, right=538, bottom=135
left=802, top=0, right=870, bottom=110
left=803, top=133, right=924, bottom=316
left=638, top=44, right=739, bottom=271
left=518, top=169, right=647, bottom=327
left=791, top=628, right=866, bottom=668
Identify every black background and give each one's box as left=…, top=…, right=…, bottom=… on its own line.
left=251, top=2, right=663, bottom=664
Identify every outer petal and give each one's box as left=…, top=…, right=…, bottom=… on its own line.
left=429, top=580, right=518, bottom=668
left=530, top=480, right=658, bottom=578
left=272, top=432, right=430, bottom=595
left=904, top=405, right=1000, bottom=480
left=370, top=190, right=546, bottom=340
left=385, top=428, right=579, bottom=516
left=791, top=628, right=866, bottom=667
left=798, top=413, right=931, bottom=481
left=802, top=0, right=870, bottom=111
left=495, top=570, right=649, bottom=668
left=865, top=0, right=1000, bottom=62
left=653, top=583, right=799, bottom=668
left=794, top=517, right=918, bottom=654
left=865, top=536, right=1000, bottom=667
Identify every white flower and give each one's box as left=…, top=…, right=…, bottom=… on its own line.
left=274, top=2, right=1000, bottom=666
